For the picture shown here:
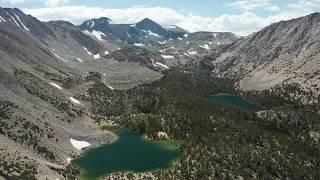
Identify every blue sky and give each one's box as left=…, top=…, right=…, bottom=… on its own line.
left=1, top=0, right=319, bottom=35
left=0, top=0, right=294, bottom=17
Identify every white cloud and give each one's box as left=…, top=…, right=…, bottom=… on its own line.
left=0, top=0, right=68, bottom=6
left=23, top=6, right=213, bottom=30
left=264, top=11, right=309, bottom=23
left=227, top=0, right=274, bottom=10
left=208, top=12, right=266, bottom=35
left=265, top=5, right=281, bottom=12
left=0, top=0, right=25, bottom=3
left=40, top=0, right=69, bottom=7
left=289, top=0, right=320, bottom=11
left=23, top=5, right=314, bottom=36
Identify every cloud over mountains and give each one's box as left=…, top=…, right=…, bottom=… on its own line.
left=1, top=0, right=319, bottom=35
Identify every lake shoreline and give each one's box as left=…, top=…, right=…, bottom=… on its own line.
left=209, top=93, right=262, bottom=112
left=72, top=130, right=182, bottom=180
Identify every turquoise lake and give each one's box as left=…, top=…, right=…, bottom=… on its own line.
left=72, top=131, right=181, bottom=180
left=72, top=94, right=259, bottom=179
left=209, top=94, right=261, bottom=112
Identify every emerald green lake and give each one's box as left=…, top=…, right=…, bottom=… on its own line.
left=209, top=94, right=261, bottom=112
left=72, top=131, right=181, bottom=180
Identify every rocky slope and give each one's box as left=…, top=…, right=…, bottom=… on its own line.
left=212, top=13, right=320, bottom=104
left=156, top=31, right=239, bottom=65
left=0, top=7, right=238, bottom=179
left=78, top=16, right=240, bottom=78
left=0, top=7, right=118, bottom=179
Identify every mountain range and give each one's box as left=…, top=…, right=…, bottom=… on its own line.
left=0, top=6, right=320, bottom=179
left=79, top=17, right=187, bottom=46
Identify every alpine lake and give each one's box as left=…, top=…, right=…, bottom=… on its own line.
left=208, top=94, right=261, bottom=112
left=72, top=130, right=182, bottom=180
left=72, top=94, right=261, bottom=179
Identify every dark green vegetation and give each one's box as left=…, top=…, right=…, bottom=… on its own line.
left=72, top=130, right=181, bottom=180
left=85, top=67, right=320, bottom=179
left=241, top=83, right=320, bottom=111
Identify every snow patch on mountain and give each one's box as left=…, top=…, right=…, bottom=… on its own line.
left=67, top=158, right=72, bottom=163
left=183, top=53, right=190, bottom=57
left=0, top=16, right=6, bottom=22
left=147, top=30, right=160, bottom=37
left=50, top=83, right=63, bottom=90
left=9, top=15, right=20, bottom=28
left=14, top=13, right=29, bottom=31
left=188, top=51, right=198, bottom=55
left=93, top=54, right=100, bottom=59
left=83, top=30, right=105, bottom=42
left=155, top=62, right=169, bottom=69
left=213, top=33, right=217, bottom=38
left=50, top=50, right=69, bottom=63
left=134, top=43, right=145, bottom=47
left=69, top=97, right=81, bottom=104
left=83, top=47, right=92, bottom=55
left=158, top=41, right=166, bottom=45
left=76, top=58, right=83, bottom=62
left=199, top=44, right=210, bottom=50
left=70, top=139, right=91, bottom=150
left=91, top=30, right=106, bottom=41
left=89, top=20, right=95, bottom=28
left=107, top=85, right=114, bottom=90
left=161, top=55, right=174, bottom=59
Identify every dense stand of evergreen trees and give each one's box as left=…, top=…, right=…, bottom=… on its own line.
left=86, top=67, right=320, bottom=179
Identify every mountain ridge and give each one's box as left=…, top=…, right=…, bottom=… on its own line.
left=212, top=12, right=320, bottom=104
left=79, top=16, right=189, bottom=46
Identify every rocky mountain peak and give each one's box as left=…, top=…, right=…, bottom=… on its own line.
left=136, top=18, right=167, bottom=33
left=79, top=17, right=112, bottom=31
left=0, top=7, right=28, bottom=26
left=137, top=18, right=157, bottom=25
left=0, top=6, right=58, bottom=39
left=95, top=17, right=112, bottom=24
